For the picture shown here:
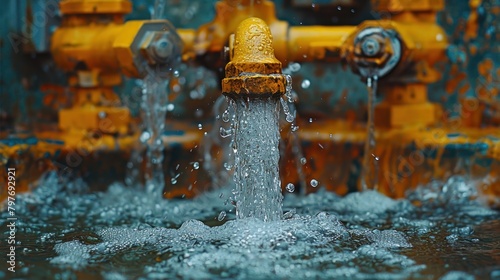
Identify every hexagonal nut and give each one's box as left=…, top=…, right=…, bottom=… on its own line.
left=114, top=20, right=183, bottom=78
left=144, top=31, right=182, bottom=65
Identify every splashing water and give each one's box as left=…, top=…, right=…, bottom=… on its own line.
left=152, top=0, right=166, bottom=19
left=142, top=72, right=169, bottom=194
left=361, top=75, right=379, bottom=191
left=5, top=172, right=498, bottom=279
left=280, top=74, right=308, bottom=194
left=231, top=97, right=283, bottom=221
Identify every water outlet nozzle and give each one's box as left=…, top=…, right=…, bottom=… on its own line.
left=222, top=17, right=286, bottom=100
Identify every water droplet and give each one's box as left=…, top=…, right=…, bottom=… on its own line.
left=310, top=179, right=318, bottom=188
left=300, top=158, right=307, bottom=165
left=166, top=104, right=175, bottom=111
left=140, top=131, right=151, bottom=143
left=198, top=124, right=203, bottom=130
left=286, top=183, right=295, bottom=192
left=220, top=127, right=232, bottom=138
left=217, top=211, right=226, bottom=221
left=222, top=109, right=230, bottom=122
left=283, top=210, right=295, bottom=219
left=192, top=162, right=199, bottom=170
left=289, top=63, right=301, bottom=72
left=224, top=162, right=233, bottom=171
left=309, top=118, right=313, bottom=123
left=301, top=79, right=311, bottom=89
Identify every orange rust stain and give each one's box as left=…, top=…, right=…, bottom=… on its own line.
left=445, top=72, right=466, bottom=94
left=458, top=83, right=470, bottom=95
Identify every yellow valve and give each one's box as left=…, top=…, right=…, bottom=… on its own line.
left=50, top=0, right=182, bottom=134
left=222, top=17, right=286, bottom=99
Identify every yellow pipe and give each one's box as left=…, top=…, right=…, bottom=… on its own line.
left=51, top=23, right=125, bottom=77
left=177, top=29, right=196, bottom=60
left=287, top=26, right=356, bottom=64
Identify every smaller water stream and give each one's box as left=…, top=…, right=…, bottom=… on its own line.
left=361, top=75, right=379, bottom=191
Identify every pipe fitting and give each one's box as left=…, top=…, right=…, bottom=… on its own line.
left=342, top=26, right=402, bottom=79
left=222, top=17, right=286, bottom=99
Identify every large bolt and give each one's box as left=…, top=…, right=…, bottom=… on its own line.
left=153, top=39, right=172, bottom=60
left=361, top=37, right=381, bottom=57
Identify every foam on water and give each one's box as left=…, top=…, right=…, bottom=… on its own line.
left=50, top=213, right=418, bottom=279
left=2, top=173, right=499, bottom=279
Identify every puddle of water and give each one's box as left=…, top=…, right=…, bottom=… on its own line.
left=2, top=172, right=499, bottom=279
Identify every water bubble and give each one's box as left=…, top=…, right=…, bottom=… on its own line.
left=291, top=124, right=299, bottom=132
left=310, top=179, right=318, bottom=188
left=166, top=104, right=175, bottom=111
left=286, top=183, right=295, bottom=193
left=301, top=79, right=311, bottom=89
left=217, top=211, right=226, bottom=221
left=198, top=124, right=203, bottom=130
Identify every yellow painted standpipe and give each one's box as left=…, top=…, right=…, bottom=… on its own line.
left=222, top=17, right=286, bottom=99
left=221, top=17, right=286, bottom=221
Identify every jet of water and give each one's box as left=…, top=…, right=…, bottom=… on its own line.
left=361, top=75, right=379, bottom=191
